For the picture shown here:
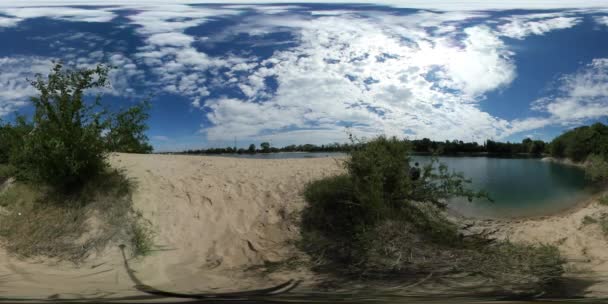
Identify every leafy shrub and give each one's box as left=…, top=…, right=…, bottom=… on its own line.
left=586, top=154, right=608, bottom=182
left=300, top=135, right=564, bottom=293
left=301, top=136, right=485, bottom=263
left=105, top=101, right=153, bottom=154
left=11, top=63, right=111, bottom=191
left=0, top=116, right=32, bottom=165
left=8, top=62, right=152, bottom=192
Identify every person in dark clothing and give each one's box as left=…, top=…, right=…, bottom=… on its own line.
left=409, top=162, right=421, bottom=181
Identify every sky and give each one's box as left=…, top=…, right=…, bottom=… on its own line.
left=1, top=1, right=608, bottom=151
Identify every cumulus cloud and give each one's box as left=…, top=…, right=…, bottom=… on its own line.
left=497, top=15, right=581, bottom=39
left=0, top=16, right=21, bottom=27
left=0, top=7, right=115, bottom=23
left=532, top=59, right=608, bottom=123
left=0, top=1, right=607, bottom=11
left=0, top=2, right=602, bottom=147
left=0, top=57, right=53, bottom=116
left=200, top=13, right=521, bottom=144
left=595, top=16, right=608, bottom=27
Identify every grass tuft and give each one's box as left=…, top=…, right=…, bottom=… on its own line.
left=0, top=169, right=153, bottom=262
left=131, top=212, right=154, bottom=257
left=582, top=215, right=598, bottom=225
left=599, top=195, right=608, bottom=206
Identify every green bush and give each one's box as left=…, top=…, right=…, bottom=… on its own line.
left=301, top=136, right=485, bottom=263
left=106, top=101, right=153, bottom=154
left=586, top=154, right=608, bottom=182
left=0, top=116, right=32, bottom=165
left=300, top=135, right=564, bottom=292
left=7, top=62, right=152, bottom=192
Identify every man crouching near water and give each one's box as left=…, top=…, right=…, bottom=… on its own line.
left=409, top=162, right=421, bottom=181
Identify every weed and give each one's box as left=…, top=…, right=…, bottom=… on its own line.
left=582, top=215, right=598, bottom=225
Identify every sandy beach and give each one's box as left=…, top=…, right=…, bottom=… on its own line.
left=1, top=153, right=608, bottom=299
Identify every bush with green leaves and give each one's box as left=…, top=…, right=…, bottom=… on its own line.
left=301, top=135, right=564, bottom=292
left=8, top=62, right=152, bottom=192
left=106, top=101, right=153, bottom=154
left=302, top=136, right=485, bottom=258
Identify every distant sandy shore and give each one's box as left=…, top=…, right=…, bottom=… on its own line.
left=1, top=153, right=608, bottom=299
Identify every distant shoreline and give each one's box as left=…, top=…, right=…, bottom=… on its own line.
left=160, top=151, right=547, bottom=159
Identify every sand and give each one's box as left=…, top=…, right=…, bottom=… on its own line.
left=0, top=153, right=344, bottom=300
left=2, top=153, right=608, bottom=299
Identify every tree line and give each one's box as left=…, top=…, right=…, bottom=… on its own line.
left=179, top=138, right=548, bottom=156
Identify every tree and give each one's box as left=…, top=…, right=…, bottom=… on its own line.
left=106, top=101, right=153, bottom=153
left=12, top=62, right=152, bottom=192
left=248, top=144, right=256, bottom=154
left=260, top=142, right=270, bottom=153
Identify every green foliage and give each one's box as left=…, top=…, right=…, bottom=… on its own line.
left=0, top=164, right=15, bottom=183
left=301, top=135, right=563, bottom=292
left=4, top=62, right=152, bottom=192
left=131, top=215, right=154, bottom=257
left=106, top=101, right=153, bottom=153
left=599, top=195, right=608, bottom=206
left=260, top=142, right=271, bottom=153
left=549, top=123, right=608, bottom=162
left=301, top=136, right=486, bottom=262
left=586, top=154, right=608, bottom=182
left=11, top=63, right=111, bottom=191
left=248, top=144, right=256, bottom=153
left=0, top=116, right=33, bottom=164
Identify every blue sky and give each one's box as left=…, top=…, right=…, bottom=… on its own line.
left=2, top=1, right=608, bottom=151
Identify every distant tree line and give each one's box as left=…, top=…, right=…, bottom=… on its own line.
left=179, top=138, right=548, bottom=156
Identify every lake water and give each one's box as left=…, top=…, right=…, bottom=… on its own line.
left=210, top=152, right=595, bottom=218
left=411, top=156, right=596, bottom=218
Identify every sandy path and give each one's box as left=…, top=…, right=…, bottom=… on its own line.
left=0, top=153, right=343, bottom=299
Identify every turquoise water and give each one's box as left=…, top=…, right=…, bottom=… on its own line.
left=412, top=156, right=595, bottom=218
left=209, top=152, right=595, bottom=218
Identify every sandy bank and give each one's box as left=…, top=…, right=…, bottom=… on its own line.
left=473, top=192, right=608, bottom=298
left=0, top=153, right=344, bottom=299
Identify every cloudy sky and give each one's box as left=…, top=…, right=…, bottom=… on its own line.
left=1, top=1, right=608, bottom=151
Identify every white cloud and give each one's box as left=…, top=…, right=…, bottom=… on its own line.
left=438, top=26, right=516, bottom=97
left=0, top=1, right=607, bottom=11
left=498, top=15, right=581, bottom=39
left=595, top=16, right=608, bottom=26
left=532, top=58, right=608, bottom=123
left=0, top=57, right=53, bottom=116
left=0, top=7, right=115, bottom=23
left=201, top=14, right=521, bottom=143
left=0, top=16, right=21, bottom=27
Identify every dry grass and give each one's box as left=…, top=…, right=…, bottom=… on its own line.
left=582, top=215, right=598, bottom=226
left=599, top=195, right=608, bottom=206
left=0, top=169, right=154, bottom=262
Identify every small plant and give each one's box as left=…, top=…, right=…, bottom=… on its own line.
left=582, top=215, right=598, bottom=225
left=131, top=216, right=154, bottom=257
left=599, top=195, right=608, bottom=206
